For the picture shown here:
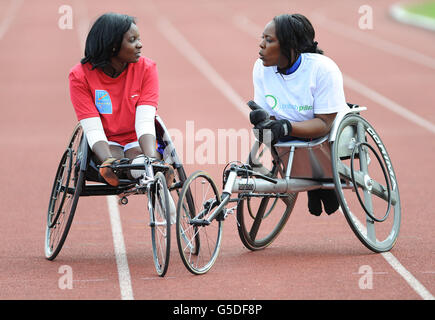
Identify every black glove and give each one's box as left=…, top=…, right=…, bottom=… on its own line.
left=254, top=119, right=292, bottom=144
left=250, top=109, right=273, bottom=143
left=249, top=109, right=270, bottom=125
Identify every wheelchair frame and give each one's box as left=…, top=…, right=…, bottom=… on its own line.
left=175, top=104, right=401, bottom=275
left=44, top=116, right=192, bottom=277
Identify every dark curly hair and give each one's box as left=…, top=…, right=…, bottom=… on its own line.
left=81, top=13, right=136, bottom=69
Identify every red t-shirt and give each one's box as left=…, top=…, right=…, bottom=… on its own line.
left=69, top=56, right=159, bottom=145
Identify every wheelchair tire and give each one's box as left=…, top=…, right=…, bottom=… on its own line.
left=150, top=172, right=171, bottom=277
left=176, top=171, right=223, bottom=275
left=331, top=114, right=401, bottom=253
left=45, top=124, right=85, bottom=260
left=237, top=156, right=298, bottom=251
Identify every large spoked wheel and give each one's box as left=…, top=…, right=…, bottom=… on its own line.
left=237, top=141, right=298, bottom=251
left=150, top=172, right=171, bottom=277
left=176, top=171, right=223, bottom=275
left=45, top=125, right=85, bottom=260
left=332, top=114, right=401, bottom=252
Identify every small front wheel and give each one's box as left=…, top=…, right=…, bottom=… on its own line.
left=150, top=172, right=171, bottom=277
left=176, top=171, right=223, bottom=275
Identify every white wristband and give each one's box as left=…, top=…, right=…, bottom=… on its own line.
left=79, top=117, right=108, bottom=149
left=135, top=105, right=156, bottom=139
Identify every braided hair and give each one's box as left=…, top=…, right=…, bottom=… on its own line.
left=273, top=13, right=323, bottom=71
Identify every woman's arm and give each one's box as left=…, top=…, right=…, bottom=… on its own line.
left=290, top=113, right=337, bottom=139
left=135, top=105, right=159, bottom=158
left=79, top=117, right=112, bottom=163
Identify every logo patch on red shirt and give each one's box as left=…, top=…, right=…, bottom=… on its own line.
left=95, top=90, right=112, bottom=114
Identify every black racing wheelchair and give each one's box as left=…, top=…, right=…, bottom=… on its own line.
left=175, top=101, right=401, bottom=275
left=44, top=116, right=193, bottom=277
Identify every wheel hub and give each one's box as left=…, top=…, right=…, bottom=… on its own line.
left=364, top=174, right=373, bottom=192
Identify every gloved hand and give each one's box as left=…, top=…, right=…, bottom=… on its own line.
left=249, top=107, right=292, bottom=144
left=249, top=109, right=270, bottom=126
left=254, top=118, right=292, bottom=144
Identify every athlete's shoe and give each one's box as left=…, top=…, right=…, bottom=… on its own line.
left=308, top=189, right=322, bottom=216
left=307, top=189, right=339, bottom=216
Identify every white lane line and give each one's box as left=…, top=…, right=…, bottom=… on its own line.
left=381, top=252, right=434, bottom=300
left=0, top=0, right=24, bottom=40
left=390, top=3, right=435, bottom=32
left=72, top=0, right=90, bottom=48
left=343, top=75, right=435, bottom=134
left=156, top=13, right=434, bottom=300
left=156, top=17, right=250, bottom=119
left=107, top=195, right=134, bottom=300
left=311, top=12, right=435, bottom=71
left=348, top=211, right=434, bottom=300
left=74, top=0, right=134, bottom=300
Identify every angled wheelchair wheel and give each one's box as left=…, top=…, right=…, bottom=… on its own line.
left=176, top=171, right=222, bottom=275
left=45, top=124, right=85, bottom=260
left=331, top=114, right=401, bottom=252
left=150, top=172, right=171, bottom=277
left=237, top=142, right=298, bottom=251
left=237, top=194, right=297, bottom=251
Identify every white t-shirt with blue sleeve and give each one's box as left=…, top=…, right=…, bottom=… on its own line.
left=253, top=53, right=348, bottom=122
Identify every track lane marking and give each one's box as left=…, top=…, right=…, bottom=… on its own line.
left=311, top=12, right=435, bottom=71
left=0, top=0, right=24, bottom=41
left=107, top=195, right=134, bottom=300
left=156, top=13, right=434, bottom=299
left=156, top=17, right=250, bottom=119
left=74, top=0, right=134, bottom=300
left=343, top=75, right=435, bottom=134
left=348, top=210, right=434, bottom=300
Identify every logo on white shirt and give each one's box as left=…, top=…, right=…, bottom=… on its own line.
left=265, top=94, right=278, bottom=109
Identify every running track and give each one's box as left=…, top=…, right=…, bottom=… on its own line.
left=0, top=0, right=434, bottom=302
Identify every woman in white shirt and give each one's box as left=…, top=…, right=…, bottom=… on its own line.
left=250, top=13, right=349, bottom=216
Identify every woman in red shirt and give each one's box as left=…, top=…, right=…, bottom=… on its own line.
left=69, top=13, right=160, bottom=186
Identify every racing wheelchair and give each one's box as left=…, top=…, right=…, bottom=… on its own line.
left=44, top=116, right=193, bottom=277
left=175, top=101, right=401, bottom=275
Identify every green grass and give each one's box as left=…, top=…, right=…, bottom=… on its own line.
left=403, top=0, right=435, bottom=19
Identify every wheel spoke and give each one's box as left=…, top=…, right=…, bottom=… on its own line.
left=150, top=172, right=170, bottom=276
left=248, top=197, right=269, bottom=240
left=331, top=114, right=401, bottom=252
left=45, top=126, right=84, bottom=260
left=176, top=171, right=222, bottom=275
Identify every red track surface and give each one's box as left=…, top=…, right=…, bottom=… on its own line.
left=0, top=0, right=434, bottom=302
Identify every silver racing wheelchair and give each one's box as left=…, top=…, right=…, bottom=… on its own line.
left=44, top=116, right=193, bottom=277
left=175, top=101, right=401, bottom=275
